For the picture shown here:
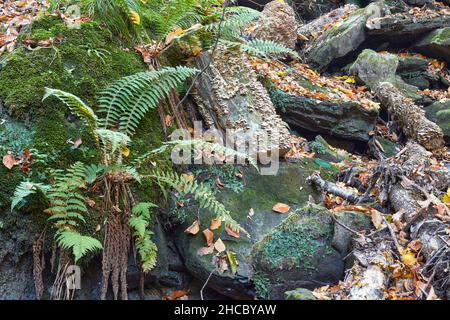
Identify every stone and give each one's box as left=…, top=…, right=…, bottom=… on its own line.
left=192, top=45, right=292, bottom=156
left=249, top=0, right=299, bottom=49
left=305, top=2, right=384, bottom=70
left=414, top=27, right=450, bottom=63
left=403, top=0, right=431, bottom=5
left=349, top=49, right=421, bottom=99
left=425, top=99, right=450, bottom=144
left=332, top=211, right=372, bottom=257
left=397, top=56, right=429, bottom=74
left=251, top=204, right=343, bottom=299
left=173, top=161, right=341, bottom=299
left=269, top=89, right=378, bottom=142
left=309, top=135, right=349, bottom=163
left=284, top=288, right=317, bottom=300
left=368, top=136, right=398, bottom=158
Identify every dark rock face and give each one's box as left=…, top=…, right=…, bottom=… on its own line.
left=414, top=27, right=450, bottom=63
left=306, top=2, right=384, bottom=70
left=269, top=89, right=378, bottom=142
left=173, top=161, right=343, bottom=299
left=425, top=100, right=450, bottom=144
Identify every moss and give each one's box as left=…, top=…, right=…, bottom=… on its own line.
left=256, top=205, right=334, bottom=270
left=431, top=27, right=450, bottom=45
left=252, top=272, right=271, bottom=299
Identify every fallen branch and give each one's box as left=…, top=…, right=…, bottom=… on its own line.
left=308, top=172, right=361, bottom=203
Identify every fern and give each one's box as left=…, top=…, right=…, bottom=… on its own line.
left=43, top=88, right=98, bottom=134
left=240, top=39, right=299, bottom=59
left=144, top=169, right=240, bottom=231
left=97, top=66, right=198, bottom=135
left=56, top=230, right=103, bottom=263
left=11, top=181, right=50, bottom=211
left=130, top=202, right=158, bottom=272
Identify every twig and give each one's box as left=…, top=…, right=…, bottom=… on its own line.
left=200, top=268, right=215, bottom=301
left=382, top=216, right=402, bottom=255
left=332, top=215, right=363, bottom=237
left=308, top=172, right=361, bottom=203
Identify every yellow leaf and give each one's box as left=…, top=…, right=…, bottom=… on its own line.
left=129, top=10, right=140, bottom=25
left=443, top=187, right=450, bottom=203
left=121, top=146, right=130, bottom=157
left=401, top=249, right=417, bottom=267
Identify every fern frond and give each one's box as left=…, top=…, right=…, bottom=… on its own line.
left=11, top=181, right=50, bottom=210
left=96, top=128, right=131, bottom=157
left=240, top=39, right=299, bottom=59
left=43, top=88, right=98, bottom=133
left=56, top=230, right=102, bottom=263
left=97, top=66, right=198, bottom=135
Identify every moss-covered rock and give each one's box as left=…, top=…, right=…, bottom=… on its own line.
left=414, top=27, right=450, bottom=63
left=173, top=160, right=340, bottom=299
left=284, top=287, right=317, bottom=300
left=309, top=135, right=349, bottom=163
left=425, top=99, right=450, bottom=145
left=251, top=204, right=343, bottom=299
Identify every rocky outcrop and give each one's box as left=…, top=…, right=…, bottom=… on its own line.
left=414, top=27, right=450, bottom=63
left=173, top=161, right=347, bottom=299
left=425, top=99, right=450, bottom=144
left=366, top=14, right=450, bottom=40
left=306, top=2, right=385, bottom=70
left=269, top=89, right=378, bottom=142
left=249, top=0, right=299, bottom=49
left=192, top=46, right=292, bottom=155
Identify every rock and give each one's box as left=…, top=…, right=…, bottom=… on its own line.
left=397, top=56, right=429, bottom=74
left=173, top=161, right=340, bottom=299
left=306, top=2, right=384, bottom=70
left=284, top=288, right=317, bottom=300
left=192, top=45, right=292, bottom=156
left=349, top=49, right=421, bottom=99
left=404, top=0, right=431, bottom=5
left=366, top=14, right=450, bottom=41
left=292, top=0, right=343, bottom=21
left=368, top=136, right=398, bottom=158
left=425, top=99, right=450, bottom=144
left=309, top=135, right=349, bottom=163
left=332, top=211, right=372, bottom=257
left=251, top=204, right=343, bottom=299
left=297, top=4, right=358, bottom=40
left=414, top=27, right=450, bottom=63
left=249, top=0, right=299, bottom=49
left=269, top=89, right=378, bottom=142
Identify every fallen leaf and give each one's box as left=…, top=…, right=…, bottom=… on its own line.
left=371, top=210, right=384, bottom=230
left=164, top=290, right=188, bottom=300
left=185, top=220, right=200, bottom=235
left=214, top=238, right=226, bottom=253
left=226, top=251, right=238, bottom=275
left=210, top=218, right=221, bottom=230
left=2, top=153, right=17, bottom=170
left=72, top=138, right=82, bottom=149
left=247, top=208, right=254, bottom=219
left=203, top=228, right=214, bottom=246
left=408, top=239, right=421, bottom=252
left=197, top=245, right=214, bottom=256
left=215, top=177, right=224, bottom=189
left=426, top=287, right=439, bottom=300
left=225, top=225, right=240, bottom=238
left=272, top=202, right=290, bottom=213
left=401, top=249, right=417, bottom=267
left=121, top=146, right=130, bottom=157
left=85, top=197, right=96, bottom=207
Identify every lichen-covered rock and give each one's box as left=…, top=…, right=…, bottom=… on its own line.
left=332, top=211, right=371, bottom=258
left=349, top=49, right=421, bottom=99
left=173, top=161, right=340, bottom=299
left=248, top=0, right=299, bottom=49
left=368, top=136, right=398, bottom=158
left=414, top=27, right=450, bottom=63
left=269, top=89, right=378, bottom=142
left=309, top=135, right=349, bottom=163
left=425, top=99, right=450, bottom=144
left=192, top=46, right=292, bottom=155
left=251, top=204, right=343, bottom=299
left=284, top=288, right=317, bottom=300
left=305, top=2, right=384, bottom=70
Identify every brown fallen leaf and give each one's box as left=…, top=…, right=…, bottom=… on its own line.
left=197, top=245, right=214, bottom=256
left=164, top=290, right=188, bottom=300
left=203, top=228, right=214, bottom=246
left=210, top=218, right=221, bottom=230
left=272, top=202, right=290, bottom=213
left=371, top=210, right=384, bottom=230
left=215, top=177, right=224, bottom=189
left=214, top=238, right=226, bottom=253
left=185, top=219, right=200, bottom=235
left=2, top=153, right=17, bottom=170
left=225, top=225, right=240, bottom=238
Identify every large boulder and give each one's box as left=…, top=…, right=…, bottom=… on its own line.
left=192, top=45, right=292, bottom=155
left=425, top=99, right=450, bottom=144
left=248, top=0, right=299, bottom=49
left=305, top=2, right=384, bottom=70
left=173, top=161, right=345, bottom=299
left=414, top=27, right=450, bottom=63
left=269, top=89, right=378, bottom=142
left=349, top=49, right=421, bottom=99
